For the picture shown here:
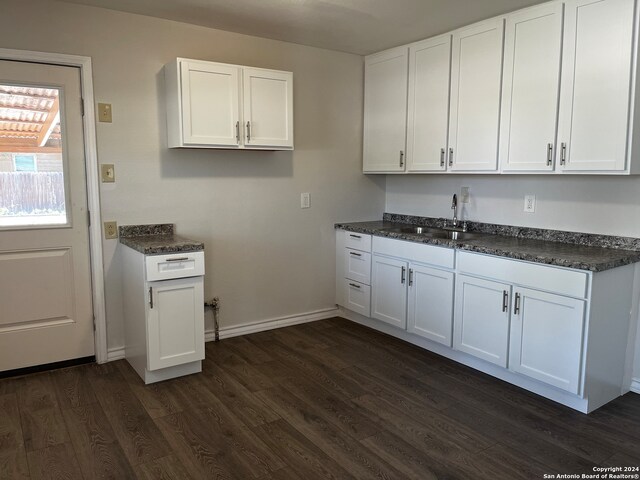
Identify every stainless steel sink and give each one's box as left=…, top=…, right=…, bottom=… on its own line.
left=381, top=226, right=443, bottom=235
left=429, top=231, right=485, bottom=240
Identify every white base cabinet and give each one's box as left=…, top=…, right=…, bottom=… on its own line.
left=335, top=228, right=636, bottom=413
left=121, top=246, right=205, bottom=384
left=453, top=275, right=511, bottom=367
left=509, top=287, right=585, bottom=394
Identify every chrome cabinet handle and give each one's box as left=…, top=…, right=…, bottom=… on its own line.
left=408, top=268, right=414, bottom=287
left=166, top=257, right=189, bottom=262
left=399, top=150, right=404, bottom=168
left=401, top=266, right=406, bottom=284
left=349, top=234, right=361, bottom=239
left=246, top=121, right=251, bottom=142
left=514, top=292, right=521, bottom=315
left=547, top=143, right=553, bottom=166
left=236, top=121, right=240, bottom=144
left=149, top=287, right=153, bottom=309
left=449, top=148, right=454, bottom=166
left=502, top=290, right=508, bottom=312
left=349, top=283, right=361, bottom=289
left=440, top=148, right=445, bottom=167
left=349, top=252, right=362, bottom=257
left=560, top=143, right=567, bottom=165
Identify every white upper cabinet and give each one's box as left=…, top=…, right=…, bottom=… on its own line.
left=406, top=35, right=452, bottom=172
left=448, top=19, right=504, bottom=172
left=165, top=58, right=293, bottom=150
left=242, top=68, right=294, bottom=149
left=557, top=0, right=635, bottom=172
left=363, top=47, right=409, bottom=173
left=499, top=3, right=563, bottom=172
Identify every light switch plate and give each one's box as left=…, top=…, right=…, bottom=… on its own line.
left=98, top=103, right=112, bottom=123
left=104, top=221, right=118, bottom=239
left=301, top=192, right=310, bottom=209
left=101, top=164, right=115, bottom=183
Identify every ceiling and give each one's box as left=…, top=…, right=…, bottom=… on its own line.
left=57, top=0, right=549, bottom=55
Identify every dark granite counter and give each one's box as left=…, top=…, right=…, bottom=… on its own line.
left=119, top=224, right=204, bottom=255
left=335, top=216, right=640, bottom=272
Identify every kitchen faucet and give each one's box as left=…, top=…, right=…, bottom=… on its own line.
left=451, top=194, right=458, bottom=227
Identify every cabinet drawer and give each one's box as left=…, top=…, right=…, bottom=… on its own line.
left=345, top=249, right=371, bottom=284
left=457, top=251, right=588, bottom=298
left=343, top=279, right=371, bottom=317
left=344, top=232, right=372, bottom=252
left=146, top=251, right=205, bottom=281
left=373, top=236, right=454, bottom=269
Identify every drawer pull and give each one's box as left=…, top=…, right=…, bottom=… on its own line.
left=401, top=266, right=406, bottom=284
left=399, top=150, right=404, bottom=168
left=449, top=148, right=454, bottom=166
left=514, top=292, right=521, bottom=315
left=440, top=148, right=445, bottom=167
left=149, top=287, right=153, bottom=309
left=502, top=290, right=508, bottom=312
left=165, top=257, right=189, bottom=262
left=349, top=234, right=362, bottom=239
left=349, top=252, right=362, bottom=257
left=560, top=143, right=567, bottom=165
left=547, top=143, right=553, bottom=166
left=408, top=268, right=414, bottom=286
left=349, top=283, right=361, bottom=289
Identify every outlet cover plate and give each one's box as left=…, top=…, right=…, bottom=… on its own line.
left=524, top=195, right=536, bottom=213
left=101, top=164, right=115, bottom=183
left=104, top=221, right=118, bottom=239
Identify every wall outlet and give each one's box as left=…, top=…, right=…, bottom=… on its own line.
left=461, top=186, right=470, bottom=204
left=104, top=221, right=118, bottom=239
left=524, top=195, right=536, bottom=213
left=301, top=192, right=310, bottom=209
left=101, top=164, right=115, bottom=183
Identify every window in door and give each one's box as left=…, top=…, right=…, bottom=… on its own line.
left=0, top=84, right=68, bottom=228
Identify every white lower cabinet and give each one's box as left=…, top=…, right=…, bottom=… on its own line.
left=407, top=265, right=454, bottom=346
left=453, top=275, right=511, bottom=367
left=122, top=246, right=206, bottom=384
left=509, top=287, right=585, bottom=394
left=147, top=277, right=205, bottom=371
left=371, top=256, right=409, bottom=328
left=336, top=228, right=636, bottom=413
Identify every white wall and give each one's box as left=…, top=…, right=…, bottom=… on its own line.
left=0, top=0, right=385, bottom=351
left=387, top=174, right=640, bottom=388
left=386, top=175, right=640, bottom=236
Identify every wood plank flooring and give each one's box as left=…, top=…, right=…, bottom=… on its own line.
left=1, top=317, right=638, bottom=479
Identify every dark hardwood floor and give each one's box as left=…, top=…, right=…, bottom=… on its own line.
left=1, top=317, right=639, bottom=479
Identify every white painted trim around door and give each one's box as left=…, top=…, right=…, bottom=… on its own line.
left=0, top=48, right=107, bottom=364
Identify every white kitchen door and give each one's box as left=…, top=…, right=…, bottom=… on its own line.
left=0, top=60, right=94, bottom=372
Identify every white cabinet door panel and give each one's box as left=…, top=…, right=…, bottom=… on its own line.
left=364, top=47, right=409, bottom=172
left=406, top=35, right=452, bottom=172
left=371, top=255, right=408, bottom=328
left=147, top=277, right=205, bottom=371
left=449, top=19, right=504, bottom=172
left=242, top=68, right=293, bottom=148
left=557, top=0, right=634, bottom=171
left=407, top=264, right=454, bottom=346
left=454, top=275, right=511, bottom=367
left=500, top=3, right=563, bottom=172
left=510, top=288, right=585, bottom=394
left=180, top=61, right=240, bottom=147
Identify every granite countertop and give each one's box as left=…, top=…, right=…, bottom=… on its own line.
left=118, top=224, right=204, bottom=255
left=335, top=216, right=640, bottom=272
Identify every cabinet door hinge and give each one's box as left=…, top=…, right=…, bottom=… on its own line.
left=81, top=97, right=85, bottom=117
left=87, top=210, right=91, bottom=227
left=93, top=316, right=96, bottom=331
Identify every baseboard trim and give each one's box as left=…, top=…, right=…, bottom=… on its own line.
left=105, top=308, right=340, bottom=362
left=631, top=378, right=640, bottom=394
left=205, top=307, right=339, bottom=342
left=106, top=347, right=125, bottom=362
